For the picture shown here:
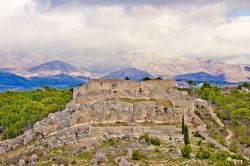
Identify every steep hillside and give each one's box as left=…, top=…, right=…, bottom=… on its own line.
left=0, top=80, right=248, bottom=165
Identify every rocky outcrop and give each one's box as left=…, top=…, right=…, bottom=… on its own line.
left=0, top=79, right=193, bottom=156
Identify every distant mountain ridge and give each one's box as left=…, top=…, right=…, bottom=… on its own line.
left=102, top=67, right=153, bottom=81
left=27, top=60, right=85, bottom=76
left=174, top=72, right=225, bottom=83
left=0, top=71, right=32, bottom=90
left=0, top=71, right=89, bottom=91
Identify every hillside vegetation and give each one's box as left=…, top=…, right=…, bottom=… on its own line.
left=0, top=87, right=72, bottom=140
left=197, top=83, right=250, bottom=154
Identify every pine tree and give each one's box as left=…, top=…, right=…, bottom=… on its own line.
left=125, top=76, right=130, bottom=80
left=184, top=125, right=190, bottom=145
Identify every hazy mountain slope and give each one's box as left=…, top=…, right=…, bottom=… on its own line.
left=0, top=71, right=89, bottom=91
left=174, top=72, right=225, bottom=82
left=0, top=71, right=32, bottom=88
left=27, top=60, right=83, bottom=76
left=30, top=73, right=88, bottom=88
left=102, top=67, right=153, bottom=81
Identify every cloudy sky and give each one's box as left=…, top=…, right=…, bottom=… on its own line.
left=0, top=0, right=250, bottom=66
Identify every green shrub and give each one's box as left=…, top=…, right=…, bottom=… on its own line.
left=197, top=140, right=203, bottom=146
left=208, top=143, right=215, bottom=148
left=101, top=138, right=117, bottom=148
left=196, top=146, right=210, bottom=160
left=139, top=133, right=150, bottom=144
left=139, top=133, right=161, bottom=146
left=211, top=150, right=230, bottom=161
left=217, top=111, right=227, bottom=120
left=132, top=150, right=141, bottom=160
left=150, top=136, right=161, bottom=146
left=181, top=145, right=192, bottom=158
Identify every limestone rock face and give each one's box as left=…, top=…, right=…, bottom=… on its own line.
left=0, top=79, right=194, bottom=155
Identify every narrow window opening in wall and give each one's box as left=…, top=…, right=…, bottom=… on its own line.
left=100, top=82, right=103, bottom=86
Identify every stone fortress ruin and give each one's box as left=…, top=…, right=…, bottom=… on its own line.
left=71, top=79, right=195, bottom=125
left=0, top=79, right=209, bottom=164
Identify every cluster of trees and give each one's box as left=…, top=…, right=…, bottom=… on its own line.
left=197, top=82, right=250, bottom=146
left=0, top=87, right=72, bottom=140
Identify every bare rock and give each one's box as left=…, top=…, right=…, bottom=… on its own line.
left=18, top=159, right=25, bottom=166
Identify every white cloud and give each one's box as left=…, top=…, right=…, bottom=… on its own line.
left=0, top=0, right=249, bottom=66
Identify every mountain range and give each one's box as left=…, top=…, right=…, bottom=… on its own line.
left=0, top=53, right=249, bottom=91
left=0, top=71, right=89, bottom=91
left=0, top=60, right=90, bottom=91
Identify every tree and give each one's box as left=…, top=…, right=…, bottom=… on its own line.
left=181, top=145, right=192, bottom=158
left=187, top=80, right=196, bottom=86
left=132, top=150, right=141, bottom=160
left=184, top=125, right=190, bottom=145
left=155, top=77, right=162, bottom=80
left=142, top=77, right=152, bottom=81
left=182, top=114, right=185, bottom=134
left=201, top=82, right=211, bottom=90
left=125, top=76, right=130, bottom=80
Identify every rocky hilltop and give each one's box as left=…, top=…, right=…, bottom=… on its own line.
left=0, top=79, right=222, bottom=165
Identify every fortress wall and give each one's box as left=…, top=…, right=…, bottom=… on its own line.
left=73, top=79, right=139, bottom=99
left=140, top=80, right=177, bottom=91
left=73, top=79, right=177, bottom=99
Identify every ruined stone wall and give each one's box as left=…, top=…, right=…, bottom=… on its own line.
left=74, top=79, right=139, bottom=99
left=74, top=79, right=177, bottom=99
left=140, top=80, right=177, bottom=92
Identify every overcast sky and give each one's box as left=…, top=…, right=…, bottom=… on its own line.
left=0, top=0, right=250, bottom=65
